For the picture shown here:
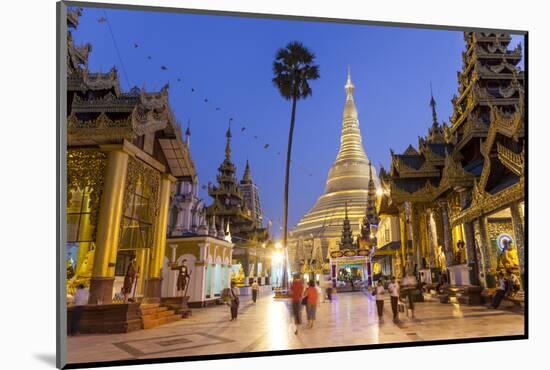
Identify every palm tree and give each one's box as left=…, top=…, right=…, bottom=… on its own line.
left=272, top=41, right=320, bottom=289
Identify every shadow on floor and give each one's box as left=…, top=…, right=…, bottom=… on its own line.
left=34, top=353, right=56, bottom=367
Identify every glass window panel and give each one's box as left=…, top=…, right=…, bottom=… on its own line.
left=67, top=214, right=80, bottom=242
left=67, top=189, right=83, bottom=213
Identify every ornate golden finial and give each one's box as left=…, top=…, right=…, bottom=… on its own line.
left=345, top=66, right=355, bottom=98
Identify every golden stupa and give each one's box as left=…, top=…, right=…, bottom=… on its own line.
left=290, top=69, right=380, bottom=265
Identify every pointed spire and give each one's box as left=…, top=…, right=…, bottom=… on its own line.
left=430, top=83, right=438, bottom=128
left=241, top=159, right=252, bottom=184
left=345, top=65, right=355, bottom=99
left=340, top=201, right=354, bottom=249
left=225, top=119, right=232, bottom=160
left=185, top=119, right=191, bottom=146
left=344, top=201, right=348, bottom=219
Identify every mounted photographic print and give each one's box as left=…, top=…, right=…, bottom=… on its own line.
left=57, top=1, right=527, bottom=368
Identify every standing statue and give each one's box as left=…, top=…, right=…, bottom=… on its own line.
left=455, top=240, right=466, bottom=264
left=437, top=245, right=447, bottom=270
left=171, top=259, right=192, bottom=296
left=122, top=256, right=138, bottom=303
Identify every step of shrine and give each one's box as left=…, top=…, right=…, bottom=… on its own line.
left=139, top=303, right=182, bottom=329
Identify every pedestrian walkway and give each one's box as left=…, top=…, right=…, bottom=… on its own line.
left=67, top=291, right=524, bottom=365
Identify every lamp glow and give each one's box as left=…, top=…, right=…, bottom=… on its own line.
left=272, top=251, right=283, bottom=263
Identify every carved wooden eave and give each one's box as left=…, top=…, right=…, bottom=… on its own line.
left=403, top=144, right=419, bottom=156
left=434, top=154, right=475, bottom=197
left=394, top=157, right=440, bottom=178
left=475, top=60, right=523, bottom=79
left=81, top=69, right=122, bottom=95
left=67, top=107, right=169, bottom=145
left=455, top=115, right=489, bottom=151
left=450, top=176, right=524, bottom=226
left=389, top=180, right=435, bottom=204
left=475, top=43, right=522, bottom=60
left=140, top=84, right=170, bottom=110
left=71, top=92, right=136, bottom=113
left=482, top=103, right=524, bottom=157
left=496, top=142, right=524, bottom=176
left=421, top=147, right=445, bottom=166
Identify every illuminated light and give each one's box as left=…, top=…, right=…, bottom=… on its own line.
left=272, top=251, right=283, bottom=263
left=275, top=242, right=283, bottom=249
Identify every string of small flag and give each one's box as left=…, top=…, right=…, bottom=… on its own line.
left=95, top=9, right=316, bottom=180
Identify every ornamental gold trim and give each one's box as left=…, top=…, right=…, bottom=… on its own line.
left=67, top=149, right=107, bottom=227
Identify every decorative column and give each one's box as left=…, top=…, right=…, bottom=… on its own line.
left=89, top=148, right=129, bottom=305
left=409, top=204, right=422, bottom=273
left=398, top=207, right=408, bottom=275
left=146, top=173, right=176, bottom=300
left=510, top=202, right=525, bottom=279
left=457, top=188, right=479, bottom=285
left=463, top=222, right=479, bottom=285
left=439, top=201, right=453, bottom=268
left=473, top=219, right=490, bottom=288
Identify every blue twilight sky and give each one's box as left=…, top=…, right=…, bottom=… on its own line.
left=72, top=7, right=524, bottom=239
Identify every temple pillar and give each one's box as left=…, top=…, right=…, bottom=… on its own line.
left=439, top=201, right=453, bottom=268
left=409, top=204, right=422, bottom=273
left=456, top=187, right=479, bottom=285
left=419, top=208, right=430, bottom=268
left=146, top=173, right=176, bottom=300
left=510, top=202, right=525, bottom=280
left=398, top=207, right=408, bottom=275
left=473, top=218, right=493, bottom=287
left=89, top=149, right=129, bottom=304
left=463, top=221, right=479, bottom=285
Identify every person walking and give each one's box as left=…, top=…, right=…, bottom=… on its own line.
left=304, top=280, right=319, bottom=328
left=229, top=281, right=240, bottom=321
left=491, top=272, right=507, bottom=309
left=387, top=276, right=400, bottom=322
left=373, top=280, right=386, bottom=321
left=290, top=274, right=305, bottom=334
left=251, top=279, right=260, bottom=304
left=69, top=284, right=89, bottom=335
left=402, top=273, right=417, bottom=319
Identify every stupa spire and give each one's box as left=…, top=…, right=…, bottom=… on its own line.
left=345, top=65, right=355, bottom=98
left=430, top=82, right=438, bottom=128
left=225, top=119, right=232, bottom=160
left=241, top=159, right=252, bottom=184
left=290, top=71, right=380, bottom=247
left=340, top=202, right=354, bottom=249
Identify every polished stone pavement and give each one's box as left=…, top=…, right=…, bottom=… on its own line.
left=67, top=291, right=524, bottom=365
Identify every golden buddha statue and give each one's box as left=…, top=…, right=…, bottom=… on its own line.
left=498, top=238, right=519, bottom=272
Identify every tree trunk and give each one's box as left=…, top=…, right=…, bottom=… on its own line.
left=282, top=88, right=298, bottom=289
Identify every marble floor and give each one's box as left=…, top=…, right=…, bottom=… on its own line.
left=66, top=291, right=524, bottom=365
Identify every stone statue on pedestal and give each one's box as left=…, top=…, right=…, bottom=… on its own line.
left=171, top=259, right=192, bottom=296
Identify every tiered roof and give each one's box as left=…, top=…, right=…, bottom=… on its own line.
left=385, top=32, right=524, bottom=209
left=66, top=8, right=196, bottom=181
left=206, top=125, right=268, bottom=243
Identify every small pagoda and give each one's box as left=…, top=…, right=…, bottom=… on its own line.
left=205, top=123, right=269, bottom=285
